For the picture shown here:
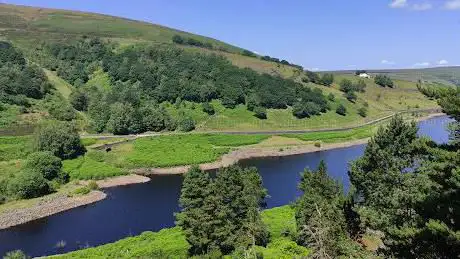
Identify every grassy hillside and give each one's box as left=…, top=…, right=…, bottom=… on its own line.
left=329, top=66, right=460, bottom=86
left=0, top=3, right=243, bottom=53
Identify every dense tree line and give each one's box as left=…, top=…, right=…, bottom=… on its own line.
left=303, top=71, right=334, bottom=87
left=172, top=35, right=214, bottom=50
left=44, top=38, right=331, bottom=134
left=374, top=74, right=394, bottom=88
left=260, top=55, right=303, bottom=70
left=176, top=166, right=268, bottom=256
left=0, top=41, right=52, bottom=107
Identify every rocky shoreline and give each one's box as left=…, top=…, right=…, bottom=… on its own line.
left=0, top=191, right=106, bottom=230
left=0, top=175, right=151, bottom=230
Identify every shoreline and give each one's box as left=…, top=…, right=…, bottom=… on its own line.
left=0, top=175, right=150, bottom=230
left=132, top=113, right=447, bottom=175
left=0, top=113, right=446, bottom=230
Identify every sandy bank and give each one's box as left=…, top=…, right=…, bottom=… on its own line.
left=88, top=174, right=151, bottom=188
left=0, top=191, right=106, bottom=230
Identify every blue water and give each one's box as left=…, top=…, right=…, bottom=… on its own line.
left=0, top=115, right=453, bottom=257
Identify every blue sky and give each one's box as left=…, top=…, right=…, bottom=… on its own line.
left=4, top=0, right=460, bottom=70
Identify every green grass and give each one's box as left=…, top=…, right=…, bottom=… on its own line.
left=81, top=137, right=131, bottom=147
left=0, top=4, right=243, bottom=54
left=124, top=135, right=230, bottom=168
left=0, top=136, right=32, bottom=162
left=47, top=206, right=308, bottom=259
left=205, top=134, right=269, bottom=146
left=285, top=123, right=380, bottom=144
left=45, top=69, right=72, bottom=99
left=63, top=153, right=126, bottom=180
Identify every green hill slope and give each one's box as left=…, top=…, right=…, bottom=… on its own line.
left=0, top=3, right=243, bottom=53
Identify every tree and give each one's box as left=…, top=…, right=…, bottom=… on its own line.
left=253, top=106, right=267, bottom=119
left=23, top=152, right=65, bottom=181
left=141, top=105, right=167, bottom=132
left=357, top=107, right=367, bottom=117
left=106, top=102, right=143, bottom=135
left=178, top=116, right=195, bottom=132
left=3, top=250, right=30, bottom=259
left=7, top=169, right=50, bottom=199
left=34, top=120, right=85, bottom=159
left=88, top=100, right=110, bottom=133
left=344, top=91, right=357, bottom=103
left=47, top=100, right=77, bottom=121
left=177, top=166, right=268, bottom=256
left=202, top=102, right=215, bottom=115
left=172, top=35, right=185, bottom=44
left=296, top=161, right=359, bottom=258
left=69, top=90, right=89, bottom=111
left=176, top=166, right=214, bottom=255
left=374, top=74, right=394, bottom=88
left=339, top=79, right=354, bottom=93
left=320, top=73, right=334, bottom=86
left=336, top=104, right=347, bottom=116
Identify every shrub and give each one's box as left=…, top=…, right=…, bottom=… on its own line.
left=345, top=91, right=357, bottom=103
left=253, top=106, right=267, bottom=119
left=172, top=35, right=185, bottom=44
left=178, top=117, right=195, bottom=132
left=202, top=102, right=215, bottom=115
left=34, top=120, right=86, bottom=159
left=24, top=151, right=63, bottom=181
left=7, top=169, right=50, bottom=199
left=358, top=107, right=368, bottom=117
left=374, top=74, right=394, bottom=88
left=87, top=180, right=99, bottom=190
left=69, top=90, right=89, bottom=111
left=336, top=104, right=347, bottom=116
left=328, top=93, right=335, bottom=101
left=314, top=142, right=321, bottom=148
left=73, top=186, right=90, bottom=195
left=3, top=250, right=29, bottom=259
left=48, top=101, right=77, bottom=121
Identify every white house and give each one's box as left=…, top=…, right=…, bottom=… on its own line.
left=358, top=73, right=371, bottom=79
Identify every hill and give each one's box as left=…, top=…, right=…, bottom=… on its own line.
left=328, top=66, right=460, bottom=87
left=0, top=3, right=441, bottom=136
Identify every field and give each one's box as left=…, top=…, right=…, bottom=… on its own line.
left=48, top=205, right=309, bottom=259
left=329, top=66, right=460, bottom=86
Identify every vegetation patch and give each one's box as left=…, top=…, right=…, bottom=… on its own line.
left=63, top=155, right=126, bottom=180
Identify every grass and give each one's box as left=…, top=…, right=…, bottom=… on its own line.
left=80, top=137, right=131, bottom=147
left=47, top=206, right=308, bottom=259
left=0, top=136, right=32, bottom=162
left=124, top=135, right=230, bottom=168
left=45, top=69, right=72, bottom=99
left=63, top=153, right=126, bottom=180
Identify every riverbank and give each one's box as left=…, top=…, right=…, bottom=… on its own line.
left=0, top=175, right=150, bottom=230
left=132, top=113, right=447, bottom=175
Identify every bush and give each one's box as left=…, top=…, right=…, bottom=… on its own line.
left=328, top=93, right=335, bottom=101
left=374, top=74, right=394, bottom=88
left=48, top=101, right=77, bottom=121
left=178, top=117, right=195, bottom=132
left=358, top=107, right=368, bottom=117
left=320, top=73, right=334, bottom=86
left=24, top=151, right=63, bottom=181
left=3, top=250, right=29, bottom=259
left=172, top=35, right=185, bottom=44
left=202, top=102, right=215, bottom=115
left=87, top=180, right=99, bottom=190
left=336, top=104, right=347, bottom=116
left=69, top=90, right=89, bottom=111
left=73, top=186, right=90, bottom=195
left=7, top=169, right=50, bottom=199
left=314, top=142, right=321, bottom=148
left=34, top=120, right=86, bottom=159
left=253, top=106, right=267, bottom=119
left=345, top=91, right=357, bottom=103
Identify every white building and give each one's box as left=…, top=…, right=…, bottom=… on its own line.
left=358, top=73, right=371, bottom=79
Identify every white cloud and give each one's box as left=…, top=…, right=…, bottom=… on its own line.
left=445, top=0, right=460, bottom=10
left=390, top=0, right=408, bottom=8
left=381, top=59, right=396, bottom=65
left=413, top=62, right=431, bottom=67
left=437, top=60, right=449, bottom=65
left=411, top=3, right=432, bottom=11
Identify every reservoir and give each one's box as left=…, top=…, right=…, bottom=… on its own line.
left=0, top=115, right=453, bottom=257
